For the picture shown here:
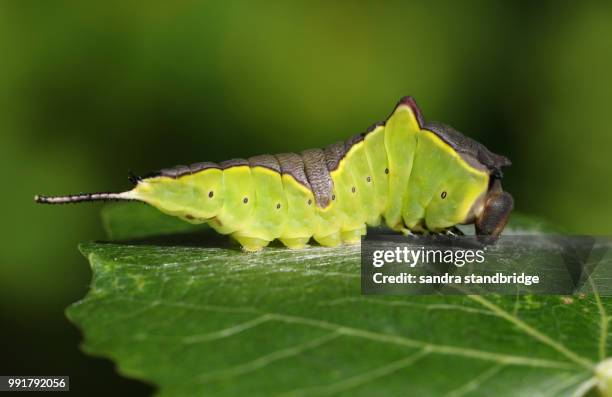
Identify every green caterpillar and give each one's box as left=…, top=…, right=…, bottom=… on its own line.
left=35, top=97, right=513, bottom=251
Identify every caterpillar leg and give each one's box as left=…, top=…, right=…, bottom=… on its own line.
left=313, top=232, right=342, bottom=247
left=401, top=228, right=416, bottom=236
left=232, top=235, right=270, bottom=252
left=279, top=237, right=311, bottom=249
left=421, top=227, right=464, bottom=237
left=402, top=228, right=427, bottom=236
left=445, top=226, right=464, bottom=236
left=340, top=225, right=366, bottom=244
left=402, top=221, right=427, bottom=236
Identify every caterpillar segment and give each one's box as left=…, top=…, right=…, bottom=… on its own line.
left=35, top=96, right=513, bottom=251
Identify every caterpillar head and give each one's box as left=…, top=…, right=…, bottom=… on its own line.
left=474, top=179, right=514, bottom=244
left=423, top=121, right=513, bottom=244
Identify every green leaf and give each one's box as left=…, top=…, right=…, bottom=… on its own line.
left=68, top=204, right=610, bottom=396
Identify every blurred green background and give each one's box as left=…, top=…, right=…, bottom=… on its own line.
left=1, top=1, right=611, bottom=394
